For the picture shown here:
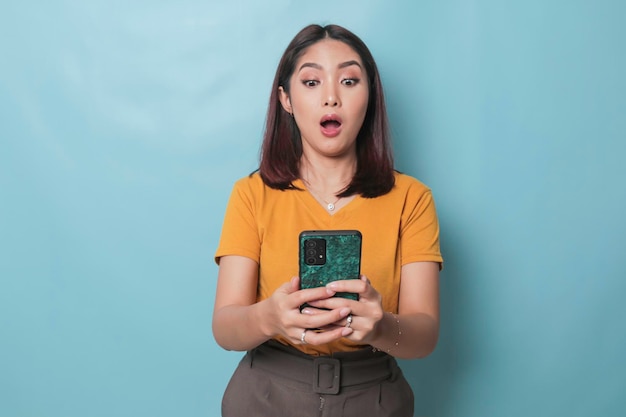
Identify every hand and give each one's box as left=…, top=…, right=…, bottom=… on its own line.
left=263, top=276, right=354, bottom=346
left=301, top=275, right=384, bottom=344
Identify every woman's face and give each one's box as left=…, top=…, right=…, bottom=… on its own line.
left=279, top=39, right=369, bottom=160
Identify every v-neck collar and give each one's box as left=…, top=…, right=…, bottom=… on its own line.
left=293, top=178, right=363, bottom=219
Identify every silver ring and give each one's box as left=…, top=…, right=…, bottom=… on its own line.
left=300, top=330, right=307, bottom=344
left=345, top=314, right=353, bottom=328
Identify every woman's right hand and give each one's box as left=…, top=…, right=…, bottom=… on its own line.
left=262, top=276, right=353, bottom=346
left=213, top=256, right=352, bottom=351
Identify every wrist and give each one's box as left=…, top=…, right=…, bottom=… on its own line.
left=254, top=298, right=276, bottom=339
left=371, top=312, right=401, bottom=354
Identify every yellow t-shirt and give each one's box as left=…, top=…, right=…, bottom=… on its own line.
left=215, top=172, right=443, bottom=355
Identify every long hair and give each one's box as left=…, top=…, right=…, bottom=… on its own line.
left=258, top=24, right=395, bottom=198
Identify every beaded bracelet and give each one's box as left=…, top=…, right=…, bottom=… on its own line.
left=372, top=313, right=401, bottom=353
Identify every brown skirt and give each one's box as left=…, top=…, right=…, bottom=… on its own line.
left=222, top=340, right=414, bottom=417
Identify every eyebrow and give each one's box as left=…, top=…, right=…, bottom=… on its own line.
left=339, top=60, right=362, bottom=70
left=298, top=60, right=363, bottom=72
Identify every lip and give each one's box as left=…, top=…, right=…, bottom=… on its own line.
left=320, top=114, right=343, bottom=137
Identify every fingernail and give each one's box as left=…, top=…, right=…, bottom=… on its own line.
left=340, top=308, right=350, bottom=317
left=301, top=308, right=312, bottom=315
left=341, top=327, right=353, bottom=336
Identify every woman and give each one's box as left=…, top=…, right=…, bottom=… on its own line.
left=213, top=24, right=442, bottom=417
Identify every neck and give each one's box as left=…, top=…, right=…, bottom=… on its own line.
left=299, top=155, right=357, bottom=194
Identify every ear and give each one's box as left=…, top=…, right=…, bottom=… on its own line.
left=278, top=86, right=293, bottom=115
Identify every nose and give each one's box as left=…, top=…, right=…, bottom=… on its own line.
left=323, top=84, right=340, bottom=107
left=324, top=96, right=338, bottom=107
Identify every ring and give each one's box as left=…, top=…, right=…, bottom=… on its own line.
left=300, top=330, right=307, bottom=344
left=345, top=314, right=353, bottom=328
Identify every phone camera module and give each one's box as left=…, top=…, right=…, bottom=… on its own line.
left=304, top=238, right=326, bottom=265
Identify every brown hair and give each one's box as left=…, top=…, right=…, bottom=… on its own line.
left=258, top=24, right=395, bottom=198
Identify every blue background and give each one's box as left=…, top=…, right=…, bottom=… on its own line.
left=2, top=1, right=625, bottom=416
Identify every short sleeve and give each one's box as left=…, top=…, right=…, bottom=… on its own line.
left=400, top=186, right=443, bottom=268
left=214, top=179, right=261, bottom=264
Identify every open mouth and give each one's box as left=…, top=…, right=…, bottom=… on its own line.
left=320, top=114, right=343, bottom=136
left=321, top=119, right=341, bottom=129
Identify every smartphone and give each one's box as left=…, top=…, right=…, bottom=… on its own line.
left=298, top=230, right=362, bottom=301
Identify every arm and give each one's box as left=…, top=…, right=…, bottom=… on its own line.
left=212, top=255, right=353, bottom=351
left=370, top=261, right=440, bottom=359
left=212, top=255, right=268, bottom=351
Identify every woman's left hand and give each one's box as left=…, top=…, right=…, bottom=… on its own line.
left=301, top=275, right=384, bottom=344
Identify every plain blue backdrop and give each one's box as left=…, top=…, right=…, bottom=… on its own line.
left=1, top=1, right=625, bottom=416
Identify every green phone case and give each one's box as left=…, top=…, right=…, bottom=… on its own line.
left=298, top=230, right=362, bottom=300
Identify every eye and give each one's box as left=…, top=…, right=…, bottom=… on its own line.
left=302, top=79, right=319, bottom=88
left=342, top=78, right=360, bottom=86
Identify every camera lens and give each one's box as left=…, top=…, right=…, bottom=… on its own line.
left=303, top=237, right=325, bottom=265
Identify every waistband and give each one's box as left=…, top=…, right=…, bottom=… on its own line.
left=248, top=340, right=397, bottom=395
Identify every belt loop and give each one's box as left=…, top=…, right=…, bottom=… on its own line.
left=313, top=358, right=341, bottom=394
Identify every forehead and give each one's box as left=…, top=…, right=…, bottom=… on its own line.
left=296, top=39, right=363, bottom=69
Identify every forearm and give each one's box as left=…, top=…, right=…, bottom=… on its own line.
left=212, top=300, right=273, bottom=351
left=370, top=311, right=439, bottom=359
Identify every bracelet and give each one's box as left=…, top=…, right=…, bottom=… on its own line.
left=372, top=313, right=401, bottom=353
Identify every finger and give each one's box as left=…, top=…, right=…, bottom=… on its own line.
left=300, top=309, right=353, bottom=332
left=308, top=296, right=378, bottom=321
left=344, top=313, right=354, bottom=328
left=321, top=314, right=354, bottom=329
left=326, top=279, right=368, bottom=295
left=306, top=297, right=355, bottom=311
left=289, top=276, right=300, bottom=292
left=331, top=312, right=355, bottom=329
left=326, top=276, right=379, bottom=298
left=300, top=306, right=330, bottom=315
left=300, top=307, right=351, bottom=330
left=290, top=286, right=336, bottom=308
left=313, top=323, right=345, bottom=332
left=301, top=326, right=353, bottom=345
left=276, top=276, right=301, bottom=296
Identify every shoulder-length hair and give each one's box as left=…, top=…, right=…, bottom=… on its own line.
left=258, top=24, right=395, bottom=198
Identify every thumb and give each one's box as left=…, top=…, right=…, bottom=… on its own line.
left=288, top=276, right=300, bottom=292
left=277, top=276, right=300, bottom=295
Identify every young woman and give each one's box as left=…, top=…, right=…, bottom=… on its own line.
left=213, top=24, right=443, bottom=417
